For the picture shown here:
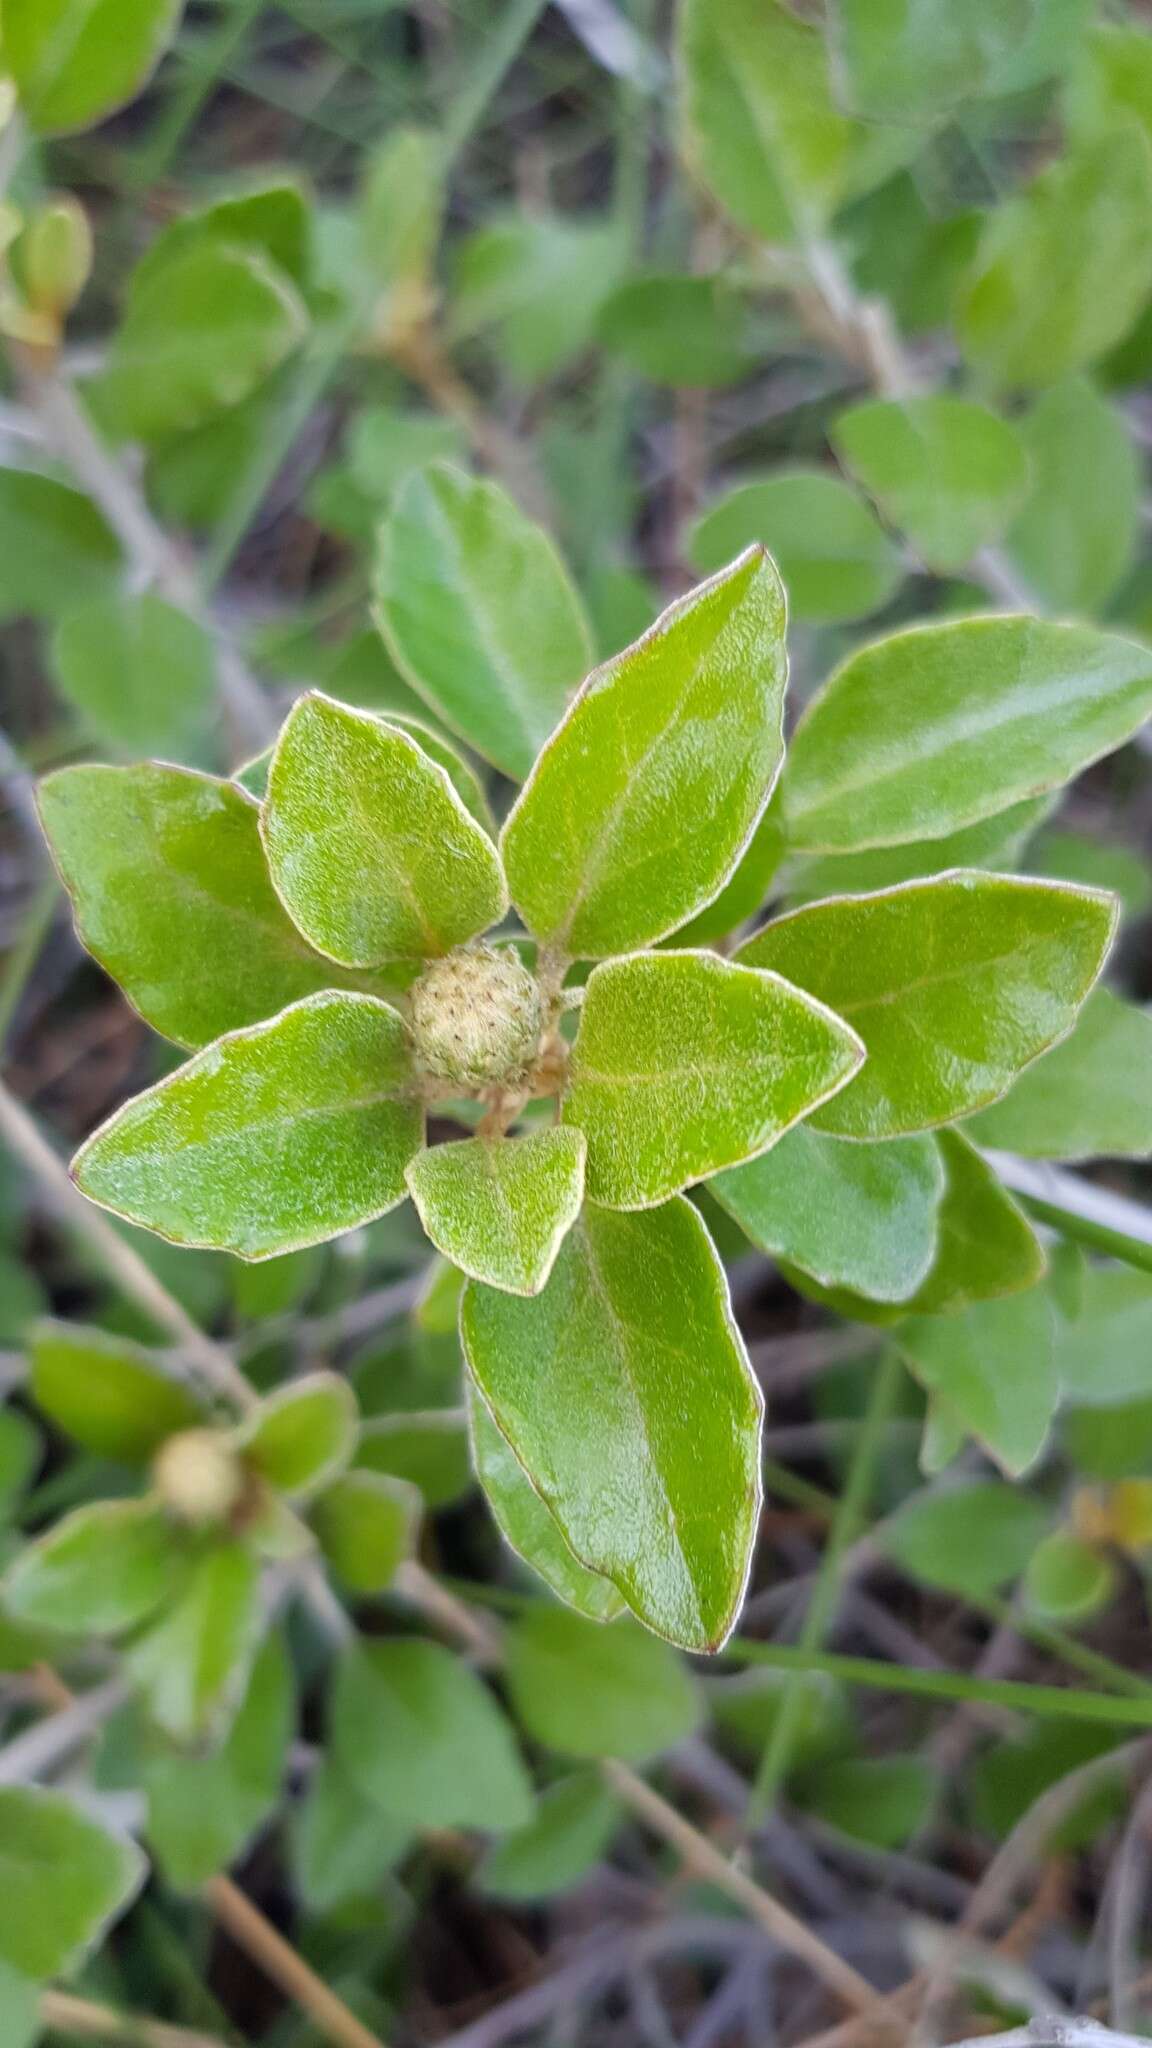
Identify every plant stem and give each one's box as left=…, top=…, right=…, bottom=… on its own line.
left=748, top=1350, right=901, bottom=1822
left=204, top=1873, right=388, bottom=2048
left=0, top=1674, right=128, bottom=1786
left=0, top=1075, right=256, bottom=1413
left=0, top=873, right=58, bottom=1044
left=38, top=1989, right=230, bottom=2048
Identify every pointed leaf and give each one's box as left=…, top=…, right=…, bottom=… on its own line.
left=563, top=950, right=863, bottom=1209
left=5, top=0, right=182, bottom=134
left=73, top=992, right=424, bottom=1260
left=0, top=1787, right=144, bottom=1980
left=898, top=1286, right=1057, bottom=1476
left=242, top=1372, right=358, bottom=1500
left=833, top=396, right=1029, bottom=574
left=126, top=1541, right=262, bottom=1743
left=712, top=1127, right=945, bottom=1303
left=688, top=470, right=902, bottom=623
left=406, top=1129, right=585, bottom=1294
left=331, top=1639, right=534, bottom=1831
left=506, top=1607, right=700, bottom=1761
left=468, top=1383, right=624, bottom=1623
left=38, top=764, right=393, bottom=1049
left=133, top=176, right=312, bottom=293
left=503, top=548, right=788, bottom=959
left=144, top=1632, right=293, bottom=1889
left=966, top=988, right=1152, bottom=1161
left=261, top=693, right=506, bottom=966
left=3, top=1500, right=184, bottom=1636
left=738, top=873, right=1116, bottom=1138
left=461, top=1197, right=763, bottom=1651
left=479, top=1773, right=620, bottom=1901
left=375, top=462, right=594, bottom=781
left=30, top=1318, right=204, bottom=1463
left=780, top=616, right=1152, bottom=854
left=310, top=1471, right=419, bottom=1593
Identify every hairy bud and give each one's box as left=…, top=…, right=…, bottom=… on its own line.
left=153, top=1427, right=245, bottom=1527
left=409, top=942, right=543, bottom=1090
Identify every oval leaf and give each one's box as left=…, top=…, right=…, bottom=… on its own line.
left=261, top=693, right=506, bottom=966
left=242, top=1372, right=358, bottom=1499
left=73, top=991, right=424, bottom=1259
left=898, top=1285, right=1057, bottom=1477
left=145, top=1632, right=294, bottom=1891
left=503, top=548, right=788, bottom=959
left=781, top=616, right=1152, bottom=855
left=738, top=872, right=1116, bottom=1138
left=51, top=592, right=216, bottom=759
left=468, top=1383, right=624, bottom=1622
left=689, top=471, right=902, bottom=623
left=479, top=1773, right=620, bottom=1901
left=461, top=1197, right=763, bottom=1651
left=506, top=1606, right=701, bottom=1761
left=833, top=395, right=1029, bottom=574
left=5, top=0, right=182, bottom=134
left=310, top=1471, right=419, bottom=1593
left=563, top=950, right=863, bottom=1209
left=30, top=1318, right=204, bottom=1463
left=0, top=1787, right=144, bottom=1982
left=375, top=462, right=594, bottom=781
left=3, top=1498, right=184, bottom=1637
left=406, top=1129, right=586, bottom=1295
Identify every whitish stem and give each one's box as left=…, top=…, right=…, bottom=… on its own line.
left=38, top=1990, right=231, bottom=2048
left=0, top=1674, right=129, bottom=1785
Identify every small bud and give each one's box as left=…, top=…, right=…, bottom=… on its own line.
left=153, top=1427, right=246, bottom=1528
left=20, top=196, right=93, bottom=322
left=409, top=942, right=544, bottom=1091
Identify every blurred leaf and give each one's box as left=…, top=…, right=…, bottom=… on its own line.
left=0, top=468, right=120, bottom=622
left=332, top=1639, right=534, bottom=1830
left=0, top=1261, right=44, bottom=1348
left=504, top=549, right=787, bottom=958
left=844, top=175, right=982, bottom=337
left=971, top=1721, right=1124, bottom=1847
left=294, top=1753, right=412, bottom=1913
left=359, top=126, right=443, bottom=312
left=133, top=176, right=312, bottom=293
left=960, top=130, right=1152, bottom=388
left=783, top=798, right=1051, bottom=906
left=1064, top=1395, right=1152, bottom=1480
left=966, top=989, right=1152, bottom=1160
left=1023, top=1529, right=1116, bottom=1622
left=232, top=1245, right=324, bottom=1320
left=797, top=1755, right=938, bottom=1847
left=834, top=396, right=1028, bottom=574
left=1027, top=830, right=1152, bottom=922
left=126, top=1541, right=262, bottom=1744
left=902, top=1131, right=1046, bottom=1316
left=73, top=994, right=423, bottom=1261
left=453, top=213, right=623, bottom=381
left=599, top=274, right=759, bottom=387
left=479, top=1773, right=620, bottom=1900
left=144, top=1632, right=293, bottom=1888
left=738, top=874, right=1115, bottom=1138
left=4, top=1498, right=184, bottom=1636
left=881, top=1482, right=1050, bottom=1598
left=709, top=1667, right=848, bottom=1767
left=898, top=1287, right=1057, bottom=1476
left=0, top=1412, right=38, bottom=1516
left=311, top=1470, right=418, bottom=1592
left=4, top=0, right=182, bottom=134
left=0, top=1786, right=143, bottom=1979
left=506, top=1608, right=700, bottom=1761
left=0, top=1961, right=38, bottom=2048
left=407, top=1131, right=586, bottom=1296
left=470, top=1385, right=623, bottom=1622
left=51, top=592, right=216, bottom=761
left=462, top=1197, right=762, bottom=1652
left=376, top=462, right=594, bottom=782
left=1055, top=1267, right=1152, bottom=1408
left=829, top=0, right=1035, bottom=119
left=1007, top=378, right=1140, bottom=614
left=689, top=471, right=902, bottom=624
left=355, top=1413, right=471, bottom=1507
left=30, top=1319, right=203, bottom=1463
left=242, top=1373, right=358, bottom=1500
left=349, top=409, right=466, bottom=506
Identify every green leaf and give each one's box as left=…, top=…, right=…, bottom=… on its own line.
left=293, top=1754, right=412, bottom=1913
left=688, top=471, right=902, bottom=624
left=506, top=1607, right=700, bottom=1761
left=598, top=274, right=759, bottom=387
left=99, top=241, right=307, bottom=441
left=242, top=1373, right=358, bottom=1499
left=126, top=1541, right=262, bottom=1744
left=453, top=211, right=623, bottom=381
left=782, top=798, right=1052, bottom=907
left=0, top=1787, right=144, bottom=1980
left=796, top=1755, right=937, bottom=1848
left=4, top=0, right=182, bottom=133
left=375, top=463, right=594, bottom=782
left=503, top=549, right=788, bottom=959
left=1005, top=378, right=1140, bottom=614
left=144, top=1632, right=293, bottom=1889
left=780, top=616, right=1152, bottom=854
left=669, top=804, right=785, bottom=946
left=898, top=1287, right=1057, bottom=1476
left=50, top=593, right=216, bottom=760
left=833, top=396, right=1029, bottom=574
left=73, top=992, right=423, bottom=1260
left=1028, top=830, right=1152, bottom=923
left=0, top=1960, right=39, bottom=2048
left=461, top=1197, right=762, bottom=1651
left=0, top=468, right=120, bottom=622
left=331, top=1639, right=534, bottom=1831
left=310, top=1471, right=419, bottom=1593
left=29, top=1318, right=203, bottom=1463
left=262, top=694, right=506, bottom=966
left=384, top=716, right=496, bottom=836
left=1054, top=1267, right=1152, bottom=1408
left=3, top=1498, right=184, bottom=1636
left=232, top=1244, right=323, bottom=1320
left=960, top=130, right=1152, bottom=389
left=479, top=1773, right=620, bottom=1901
left=1023, top=1530, right=1115, bottom=1623
left=563, top=950, right=863, bottom=1210
left=133, top=176, right=312, bottom=293
left=902, top=1131, right=1046, bottom=1317
left=828, top=0, right=1035, bottom=119
left=0, top=1412, right=38, bottom=1516
left=712, top=1128, right=945, bottom=1304
left=38, top=764, right=396, bottom=1050
left=966, top=989, right=1152, bottom=1161
left=355, top=1412, right=472, bottom=1508
left=358, top=124, right=444, bottom=300
left=406, top=1130, right=585, bottom=1295
left=469, top=1384, right=624, bottom=1623
left=738, top=873, right=1116, bottom=1138
left=880, top=1482, right=1051, bottom=1599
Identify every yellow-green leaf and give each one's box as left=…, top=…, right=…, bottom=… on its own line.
left=468, top=1383, right=624, bottom=1622
left=406, top=1130, right=586, bottom=1295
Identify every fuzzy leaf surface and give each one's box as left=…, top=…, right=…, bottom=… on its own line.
left=469, top=1384, right=624, bottom=1622
left=462, top=1197, right=762, bottom=1651
left=406, top=1130, right=586, bottom=1294
left=833, top=395, right=1029, bottom=573
left=711, top=1127, right=945, bottom=1303
left=738, top=873, right=1116, bottom=1138
left=781, top=617, right=1152, bottom=854
left=0, top=1787, right=144, bottom=1981
left=503, top=548, right=788, bottom=958
left=38, top=765, right=392, bottom=1049
left=29, top=1319, right=203, bottom=1463
left=564, top=951, right=863, bottom=1209
left=73, top=992, right=423, bottom=1259
left=376, top=462, right=593, bottom=781
left=261, top=693, right=506, bottom=966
